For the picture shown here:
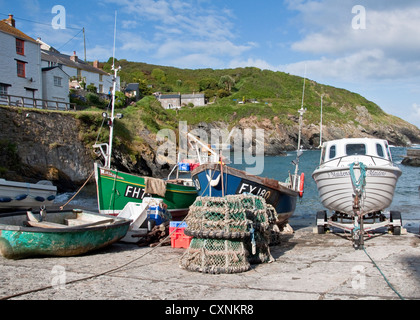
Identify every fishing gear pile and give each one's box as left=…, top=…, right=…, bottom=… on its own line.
left=179, top=195, right=277, bottom=274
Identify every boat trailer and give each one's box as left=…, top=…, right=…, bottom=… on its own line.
left=316, top=161, right=403, bottom=249
left=316, top=191, right=403, bottom=249
left=316, top=210, right=403, bottom=248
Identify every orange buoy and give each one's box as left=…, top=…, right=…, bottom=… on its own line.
left=299, top=173, right=305, bottom=198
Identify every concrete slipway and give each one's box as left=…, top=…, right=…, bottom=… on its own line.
left=0, top=219, right=419, bottom=301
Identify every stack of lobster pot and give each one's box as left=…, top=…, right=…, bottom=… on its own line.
left=179, top=194, right=276, bottom=274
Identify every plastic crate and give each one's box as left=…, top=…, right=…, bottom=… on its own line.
left=178, top=162, right=191, bottom=172
left=148, top=206, right=168, bottom=226
left=170, top=221, right=192, bottom=249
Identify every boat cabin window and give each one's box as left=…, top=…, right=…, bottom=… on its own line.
left=385, top=142, right=392, bottom=161
left=329, top=145, right=336, bottom=159
left=320, top=146, right=326, bottom=163
left=346, top=144, right=366, bottom=156
left=376, top=143, right=385, bottom=158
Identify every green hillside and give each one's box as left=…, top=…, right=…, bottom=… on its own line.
left=75, top=58, right=420, bottom=160
left=106, top=58, right=387, bottom=127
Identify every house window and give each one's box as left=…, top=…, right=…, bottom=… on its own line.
left=16, top=39, right=24, bottom=55
left=99, top=74, right=103, bottom=82
left=54, top=76, right=62, bottom=87
left=17, top=61, right=26, bottom=78
left=99, top=84, right=103, bottom=93
left=0, top=84, right=8, bottom=98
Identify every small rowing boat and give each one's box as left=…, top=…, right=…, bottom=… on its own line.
left=0, top=209, right=130, bottom=259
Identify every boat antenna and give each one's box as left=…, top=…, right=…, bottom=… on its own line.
left=293, top=66, right=307, bottom=189
left=106, top=11, right=120, bottom=168
left=319, top=94, right=324, bottom=148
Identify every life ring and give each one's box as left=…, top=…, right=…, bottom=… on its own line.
left=299, top=173, right=305, bottom=198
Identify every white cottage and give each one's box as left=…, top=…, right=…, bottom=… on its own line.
left=42, top=66, right=70, bottom=105
left=40, top=46, right=120, bottom=95
left=0, top=15, right=42, bottom=102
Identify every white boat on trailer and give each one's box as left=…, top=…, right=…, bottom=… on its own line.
left=312, top=138, right=403, bottom=248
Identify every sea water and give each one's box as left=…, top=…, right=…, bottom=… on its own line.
left=230, top=147, right=420, bottom=228
left=55, top=147, right=420, bottom=229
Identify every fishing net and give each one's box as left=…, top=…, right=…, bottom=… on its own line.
left=180, top=195, right=277, bottom=274
left=184, top=195, right=270, bottom=240
left=179, top=238, right=250, bottom=274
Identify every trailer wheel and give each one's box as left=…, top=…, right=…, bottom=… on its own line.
left=316, top=210, right=327, bottom=234
left=390, top=211, right=402, bottom=236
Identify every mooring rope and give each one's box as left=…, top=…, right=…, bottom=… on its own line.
left=59, top=170, right=95, bottom=211
left=362, top=245, right=405, bottom=300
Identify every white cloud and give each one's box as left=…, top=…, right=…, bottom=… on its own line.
left=413, top=103, right=420, bottom=119
left=285, top=1, right=420, bottom=82
left=119, top=32, right=155, bottom=53
left=280, top=50, right=420, bottom=82
left=229, top=58, right=278, bottom=71
left=106, top=0, right=250, bottom=67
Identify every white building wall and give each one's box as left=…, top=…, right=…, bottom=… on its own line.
left=0, top=31, right=42, bottom=100
left=41, top=58, right=120, bottom=94
left=42, top=68, right=69, bottom=103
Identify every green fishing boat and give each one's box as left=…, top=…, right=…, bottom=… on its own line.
left=0, top=209, right=130, bottom=260
left=93, top=63, right=198, bottom=218
left=94, top=163, right=197, bottom=217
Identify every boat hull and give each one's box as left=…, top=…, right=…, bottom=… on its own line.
left=312, top=165, right=402, bottom=215
left=0, top=179, right=57, bottom=210
left=94, top=163, right=197, bottom=217
left=0, top=210, right=130, bottom=259
left=191, top=163, right=299, bottom=225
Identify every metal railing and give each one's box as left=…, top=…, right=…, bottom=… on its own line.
left=0, top=94, right=76, bottom=111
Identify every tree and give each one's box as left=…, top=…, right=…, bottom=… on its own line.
left=219, top=75, right=235, bottom=93
left=138, top=80, right=152, bottom=99
left=151, top=68, right=166, bottom=83
left=199, top=78, right=218, bottom=91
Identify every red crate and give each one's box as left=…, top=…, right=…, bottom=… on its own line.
left=170, top=230, right=192, bottom=249
left=170, top=221, right=192, bottom=249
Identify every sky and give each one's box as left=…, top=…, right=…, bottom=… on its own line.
left=2, top=0, right=420, bottom=129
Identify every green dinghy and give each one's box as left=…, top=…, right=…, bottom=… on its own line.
left=0, top=209, right=130, bottom=259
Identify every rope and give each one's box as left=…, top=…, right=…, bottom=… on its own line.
left=362, top=245, right=405, bottom=300
left=349, top=162, right=367, bottom=193
left=59, top=170, right=95, bottom=211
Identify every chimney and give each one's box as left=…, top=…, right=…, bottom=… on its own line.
left=70, top=51, right=78, bottom=62
left=93, top=60, right=100, bottom=69
left=6, top=14, right=15, bottom=28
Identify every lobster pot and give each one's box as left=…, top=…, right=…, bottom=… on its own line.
left=180, top=195, right=275, bottom=274
left=179, top=238, right=250, bottom=274
left=185, top=195, right=270, bottom=239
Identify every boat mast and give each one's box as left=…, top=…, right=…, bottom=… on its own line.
left=105, top=11, right=119, bottom=169
left=319, top=94, right=324, bottom=148
left=293, top=71, right=307, bottom=189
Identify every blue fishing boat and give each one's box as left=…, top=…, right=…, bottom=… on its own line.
left=191, top=163, right=302, bottom=225
left=190, top=104, right=307, bottom=226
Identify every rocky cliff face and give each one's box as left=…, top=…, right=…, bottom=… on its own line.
left=189, top=107, right=420, bottom=156
left=0, top=107, right=93, bottom=191
left=1, top=105, right=419, bottom=192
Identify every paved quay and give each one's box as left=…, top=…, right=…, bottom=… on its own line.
left=1, top=219, right=419, bottom=301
